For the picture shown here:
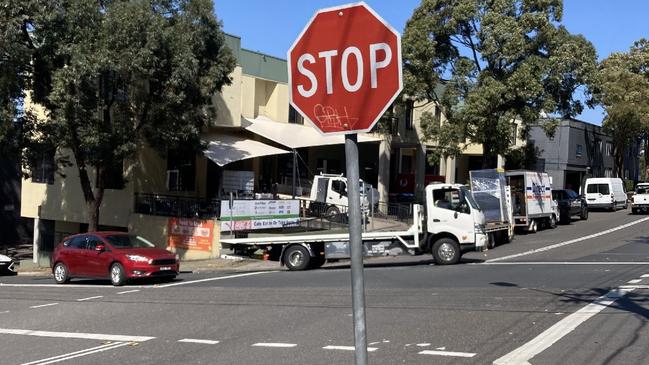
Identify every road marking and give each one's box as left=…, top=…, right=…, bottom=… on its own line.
left=419, top=350, right=476, bottom=358
left=323, top=345, right=378, bottom=352
left=20, top=342, right=125, bottom=365
left=481, top=262, right=649, bottom=265
left=493, top=287, right=634, bottom=365
left=487, top=216, right=649, bottom=263
left=0, top=310, right=9, bottom=314
left=178, top=338, right=220, bottom=345
left=76, top=296, right=103, bottom=302
left=27, top=342, right=130, bottom=365
left=29, top=303, right=58, bottom=309
left=252, top=342, right=297, bottom=348
left=157, top=271, right=278, bottom=288
left=0, top=328, right=155, bottom=342
left=628, top=279, right=642, bottom=284
left=641, top=274, right=649, bottom=278
left=117, top=289, right=140, bottom=295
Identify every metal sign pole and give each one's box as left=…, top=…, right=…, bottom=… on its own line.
left=344, top=133, right=368, bottom=365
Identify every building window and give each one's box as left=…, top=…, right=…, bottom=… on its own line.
left=605, top=142, right=613, bottom=156
left=576, top=144, right=583, bottom=159
left=31, top=150, right=55, bottom=184
left=404, top=101, right=414, bottom=130
left=167, top=148, right=196, bottom=192
left=288, top=105, right=304, bottom=125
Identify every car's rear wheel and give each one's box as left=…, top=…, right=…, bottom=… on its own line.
left=53, top=262, right=70, bottom=284
left=110, top=263, right=126, bottom=286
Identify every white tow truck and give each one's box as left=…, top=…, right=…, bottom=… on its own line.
left=307, top=173, right=378, bottom=216
left=220, top=183, right=505, bottom=270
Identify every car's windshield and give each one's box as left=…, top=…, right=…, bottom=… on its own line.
left=587, top=183, right=610, bottom=195
left=106, top=235, right=155, bottom=249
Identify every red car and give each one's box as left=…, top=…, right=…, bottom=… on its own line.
left=51, top=232, right=179, bottom=286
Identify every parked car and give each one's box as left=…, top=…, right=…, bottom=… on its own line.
left=0, top=254, right=17, bottom=275
left=552, top=189, right=588, bottom=224
left=51, top=232, right=179, bottom=286
left=584, top=178, right=628, bottom=211
left=632, top=183, right=649, bottom=214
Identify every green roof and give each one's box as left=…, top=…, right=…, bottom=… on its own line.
left=224, top=33, right=287, bottom=83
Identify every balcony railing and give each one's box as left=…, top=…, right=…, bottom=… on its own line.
left=134, top=193, right=221, bottom=219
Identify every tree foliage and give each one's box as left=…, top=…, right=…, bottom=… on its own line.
left=403, top=0, right=596, bottom=168
left=16, top=0, right=235, bottom=231
left=593, top=39, right=649, bottom=178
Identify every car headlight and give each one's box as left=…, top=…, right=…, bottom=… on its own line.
left=126, top=255, right=151, bottom=263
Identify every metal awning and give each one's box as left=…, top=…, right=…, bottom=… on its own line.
left=243, top=116, right=381, bottom=149
left=203, top=134, right=290, bottom=167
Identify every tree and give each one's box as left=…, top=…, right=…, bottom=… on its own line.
left=403, top=0, right=596, bottom=168
left=22, top=0, right=235, bottom=231
left=594, top=40, right=649, bottom=178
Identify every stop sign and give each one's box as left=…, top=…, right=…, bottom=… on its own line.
left=288, top=3, right=402, bottom=135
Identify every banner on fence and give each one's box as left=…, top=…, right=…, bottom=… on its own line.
left=219, top=199, right=300, bottom=231
left=167, top=218, right=214, bottom=251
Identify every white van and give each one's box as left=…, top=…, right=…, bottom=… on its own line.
left=584, top=178, right=628, bottom=211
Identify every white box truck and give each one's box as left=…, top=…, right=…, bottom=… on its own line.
left=220, top=183, right=508, bottom=270
left=506, top=170, right=558, bottom=232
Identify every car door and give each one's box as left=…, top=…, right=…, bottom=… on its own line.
left=65, top=235, right=89, bottom=276
left=84, top=235, right=112, bottom=278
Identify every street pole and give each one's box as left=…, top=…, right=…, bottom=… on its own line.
left=344, top=133, right=368, bottom=365
left=292, top=149, right=297, bottom=199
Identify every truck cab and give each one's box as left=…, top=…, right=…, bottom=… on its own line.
left=424, top=184, right=488, bottom=264
left=309, top=174, right=378, bottom=216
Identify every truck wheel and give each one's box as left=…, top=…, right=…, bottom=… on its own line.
left=284, top=245, right=311, bottom=271
left=325, top=206, right=340, bottom=217
left=431, top=238, right=460, bottom=265
left=549, top=215, right=557, bottom=229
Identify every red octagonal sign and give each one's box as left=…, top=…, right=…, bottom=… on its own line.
left=288, top=2, right=402, bottom=135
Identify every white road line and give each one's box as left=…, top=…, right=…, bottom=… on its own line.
left=480, top=262, right=649, bottom=265
left=0, top=310, right=9, bottom=314
left=487, top=216, right=649, bottom=263
left=20, top=343, right=122, bottom=365
left=178, top=338, right=220, bottom=345
left=76, top=296, right=103, bottom=302
left=628, top=279, right=642, bottom=284
left=641, top=274, right=649, bottom=278
left=419, top=350, right=476, bottom=358
left=0, top=328, right=155, bottom=342
left=252, top=343, right=297, bottom=348
left=32, top=342, right=130, bottom=365
left=29, top=303, right=58, bottom=309
left=323, top=345, right=378, bottom=352
left=157, top=271, right=278, bottom=288
left=117, top=289, right=140, bottom=295
left=493, top=287, right=634, bottom=365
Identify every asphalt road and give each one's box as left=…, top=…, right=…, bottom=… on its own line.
left=2, top=208, right=649, bottom=364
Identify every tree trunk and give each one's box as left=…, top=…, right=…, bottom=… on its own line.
left=482, top=144, right=498, bottom=169
left=614, top=146, right=624, bottom=179
left=76, top=159, right=105, bottom=232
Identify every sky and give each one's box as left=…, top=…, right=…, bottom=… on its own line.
left=213, top=0, right=649, bottom=125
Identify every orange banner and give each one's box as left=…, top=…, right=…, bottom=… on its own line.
left=167, top=218, right=214, bottom=252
